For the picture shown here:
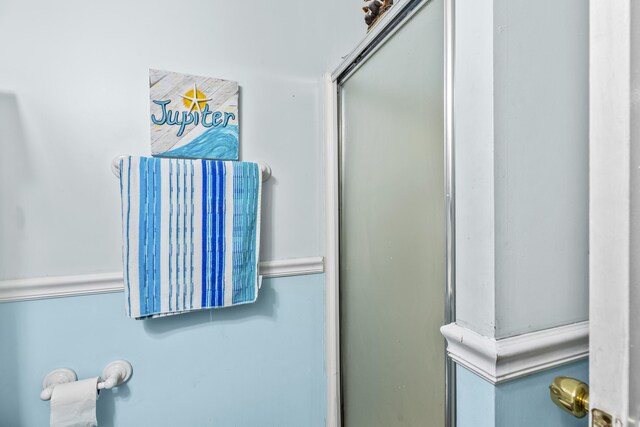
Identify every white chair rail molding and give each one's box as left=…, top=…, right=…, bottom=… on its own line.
left=0, top=256, right=325, bottom=302
left=440, top=321, right=589, bottom=384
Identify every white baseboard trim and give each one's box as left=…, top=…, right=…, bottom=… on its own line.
left=0, top=256, right=325, bottom=303
left=440, top=321, right=589, bottom=384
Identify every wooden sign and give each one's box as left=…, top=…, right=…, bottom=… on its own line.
left=149, top=69, right=239, bottom=160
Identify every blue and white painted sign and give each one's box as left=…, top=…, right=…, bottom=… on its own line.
left=149, top=69, right=239, bottom=160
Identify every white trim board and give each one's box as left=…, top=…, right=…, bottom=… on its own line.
left=258, top=257, right=324, bottom=278
left=441, top=321, right=589, bottom=384
left=0, top=256, right=325, bottom=303
left=323, top=73, right=341, bottom=427
left=589, top=0, right=634, bottom=421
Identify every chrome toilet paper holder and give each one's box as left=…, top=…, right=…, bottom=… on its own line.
left=40, top=360, right=133, bottom=401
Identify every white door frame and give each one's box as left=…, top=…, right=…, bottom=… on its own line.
left=324, top=0, right=456, bottom=425
left=589, top=0, right=636, bottom=423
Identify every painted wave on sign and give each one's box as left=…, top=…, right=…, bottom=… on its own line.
left=156, top=125, right=239, bottom=160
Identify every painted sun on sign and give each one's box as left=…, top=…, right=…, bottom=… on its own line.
left=149, top=69, right=239, bottom=160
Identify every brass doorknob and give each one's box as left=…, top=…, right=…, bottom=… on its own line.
left=549, top=376, right=590, bottom=418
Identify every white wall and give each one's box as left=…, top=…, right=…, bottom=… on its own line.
left=0, top=1, right=366, bottom=425
left=630, top=0, right=640, bottom=418
left=0, top=0, right=363, bottom=280
left=492, top=0, right=589, bottom=338
left=455, top=0, right=589, bottom=338
left=454, top=0, right=497, bottom=337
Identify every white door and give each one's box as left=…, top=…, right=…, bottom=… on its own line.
left=589, top=0, right=639, bottom=425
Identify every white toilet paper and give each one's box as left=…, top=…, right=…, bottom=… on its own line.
left=50, top=377, right=99, bottom=427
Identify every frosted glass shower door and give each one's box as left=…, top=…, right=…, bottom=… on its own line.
left=339, top=1, right=445, bottom=426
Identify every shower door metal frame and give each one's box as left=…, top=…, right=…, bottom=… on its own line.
left=324, top=0, right=456, bottom=426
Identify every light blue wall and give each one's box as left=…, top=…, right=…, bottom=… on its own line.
left=496, top=360, right=588, bottom=427
left=457, top=366, right=495, bottom=427
left=458, top=360, right=589, bottom=427
left=0, top=275, right=325, bottom=427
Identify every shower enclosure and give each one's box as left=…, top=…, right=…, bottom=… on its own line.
left=328, top=0, right=454, bottom=425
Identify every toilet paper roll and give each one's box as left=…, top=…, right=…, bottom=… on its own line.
left=50, top=377, right=99, bottom=427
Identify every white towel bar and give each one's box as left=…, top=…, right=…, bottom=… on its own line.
left=111, top=155, right=272, bottom=182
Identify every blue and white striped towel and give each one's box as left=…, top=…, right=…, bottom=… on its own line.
left=119, top=156, right=262, bottom=319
